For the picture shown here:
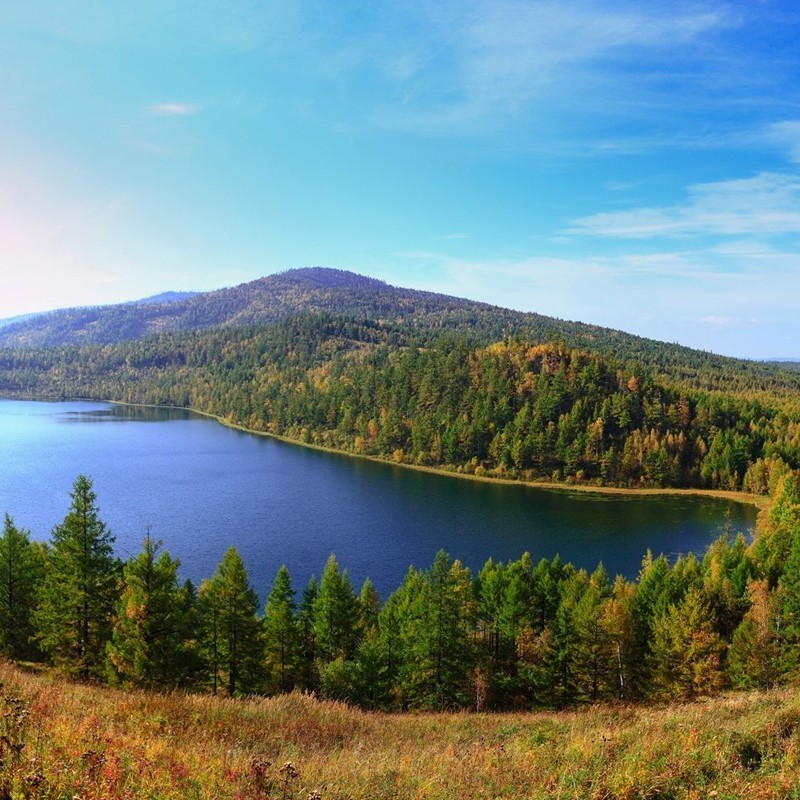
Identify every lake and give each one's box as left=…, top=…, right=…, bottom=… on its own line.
left=0, top=399, right=757, bottom=600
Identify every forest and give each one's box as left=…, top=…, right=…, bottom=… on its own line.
left=3, top=271, right=800, bottom=711
left=1, top=313, right=799, bottom=491
left=2, top=471, right=800, bottom=711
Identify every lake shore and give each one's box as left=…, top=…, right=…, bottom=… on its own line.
left=164, top=402, right=772, bottom=514
left=4, top=394, right=771, bottom=513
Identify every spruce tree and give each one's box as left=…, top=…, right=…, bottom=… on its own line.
left=263, top=565, right=299, bottom=693
left=199, top=546, right=263, bottom=696
left=0, top=515, right=45, bottom=660
left=648, top=587, right=724, bottom=700
left=312, top=555, right=361, bottom=664
left=34, top=475, right=118, bottom=679
left=106, top=533, right=186, bottom=688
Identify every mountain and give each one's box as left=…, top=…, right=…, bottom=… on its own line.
left=2, top=267, right=799, bottom=399
left=132, top=290, right=199, bottom=305
left=0, top=312, right=40, bottom=329
left=0, top=267, right=556, bottom=348
left=0, top=290, right=196, bottom=335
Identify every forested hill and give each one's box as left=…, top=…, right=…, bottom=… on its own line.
left=2, top=267, right=800, bottom=491
left=3, top=266, right=800, bottom=395
left=0, top=267, right=553, bottom=348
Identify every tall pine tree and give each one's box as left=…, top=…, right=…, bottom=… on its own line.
left=199, top=546, right=263, bottom=696
left=34, top=475, right=118, bottom=680
left=0, top=515, right=45, bottom=661
left=106, top=533, right=188, bottom=688
left=263, top=565, right=299, bottom=694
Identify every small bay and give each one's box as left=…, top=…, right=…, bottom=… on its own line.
left=0, top=399, right=757, bottom=598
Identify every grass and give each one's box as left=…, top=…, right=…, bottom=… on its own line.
left=2, top=662, right=800, bottom=799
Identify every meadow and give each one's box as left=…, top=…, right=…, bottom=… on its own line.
left=2, top=660, right=800, bottom=800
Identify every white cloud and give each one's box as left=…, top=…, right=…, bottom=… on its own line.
left=699, top=315, right=757, bottom=327
left=765, top=120, right=800, bottom=163
left=370, top=1, right=736, bottom=133
left=147, top=103, right=200, bottom=116
left=567, top=172, right=800, bottom=238
left=394, top=238, right=800, bottom=357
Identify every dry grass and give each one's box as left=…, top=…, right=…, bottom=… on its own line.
left=2, top=661, right=800, bottom=799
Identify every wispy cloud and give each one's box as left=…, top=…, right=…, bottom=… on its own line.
left=369, top=1, right=737, bottom=135
left=765, top=120, right=800, bottom=163
left=699, top=315, right=757, bottom=328
left=147, top=103, right=200, bottom=116
left=567, top=172, right=800, bottom=238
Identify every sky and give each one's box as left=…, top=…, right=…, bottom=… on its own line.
left=1, top=1, right=800, bottom=359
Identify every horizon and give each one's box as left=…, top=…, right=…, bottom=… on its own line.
left=2, top=3, right=800, bottom=359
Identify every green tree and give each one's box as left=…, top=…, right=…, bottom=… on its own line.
left=0, top=515, right=45, bottom=660
left=312, top=555, right=361, bottom=665
left=106, top=533, right=187, bottom=688
left=34, top=475, right=118, bottom=679
left=199, top=546, right=263, bottom=696
left=263, top=565, right=299, bottom=694
left=296, top=575, right=318, bottom=691
left=398, top=551, right=476, bottom=710
left=648, top=587, right=724, bottom=700
left=728, top=578, right=782, bottom=689
left=571, top=564, right=613, bottom=703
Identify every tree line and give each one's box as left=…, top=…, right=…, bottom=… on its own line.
left=2, top=472, right=800, bottom=710
left=1, top=317, right=799, bottom=492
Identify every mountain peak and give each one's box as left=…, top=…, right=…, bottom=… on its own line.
left=273, top=267, right=391, bottom=291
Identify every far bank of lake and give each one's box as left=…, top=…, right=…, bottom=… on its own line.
left=0, top=399, right=758, bottom=599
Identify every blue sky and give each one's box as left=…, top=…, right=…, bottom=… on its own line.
left=1, top=1, right=799, bottom=358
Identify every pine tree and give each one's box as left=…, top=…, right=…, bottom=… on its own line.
left=359, top=577, right=381, bottom=635
left=551, top=570, right=590, bottom=706
left=263, top=565, right=299, bottom=694
left=400, top=551, right=476, bottom=710
left=296, top=576, right=318, bottom=691
left=728, top=578, right=782, bottom=689
left=199, top=547, right=263, bottom=696
left=312, top=555, right=361, bottom=664
left=106, top=533, right=187, bottom=688
left=648, top=587, right=724, bottom=700
left=572, top=564, right=612, bottom=703
left=34, top=475, right=118, bottom=679
left=777, top=524, right=800, bottom=677
left=0, top=515, right=45, bottom=660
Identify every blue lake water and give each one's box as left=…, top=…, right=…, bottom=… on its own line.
left=0, top=399, right=758, bottom=601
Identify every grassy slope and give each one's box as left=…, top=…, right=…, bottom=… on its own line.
left=3, top=662, right=800, bottom=799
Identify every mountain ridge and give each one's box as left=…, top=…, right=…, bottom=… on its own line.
left=2, top=267, right=798, bottom=398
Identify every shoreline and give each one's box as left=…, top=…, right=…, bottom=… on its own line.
left=2, top=394, right=770, bottom=513
left=92, top=397, right=772, bottom=513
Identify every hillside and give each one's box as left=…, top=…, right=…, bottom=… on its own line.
left=0, top=267, right=541, bottom=348
left=2, top=267, right=800, bottom=398
left=1, top=268, right=800, bottom=492
left=0, top=660, right=798, bottom=799
left=1, top=315, right=799, bottom=492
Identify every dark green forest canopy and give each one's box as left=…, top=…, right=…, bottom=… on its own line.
left=1, top=310, right=799, bottom=491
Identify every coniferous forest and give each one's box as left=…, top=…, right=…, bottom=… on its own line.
left=2, top=471, right=799, bottom=711
left=1, top=316, right=799, bottom=492
left=2, top=270, right=800, bottom=713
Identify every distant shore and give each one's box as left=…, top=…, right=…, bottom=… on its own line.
left=184, top=403, right=771, bottom=513
left=5, top=395, right=771, bottom=513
